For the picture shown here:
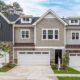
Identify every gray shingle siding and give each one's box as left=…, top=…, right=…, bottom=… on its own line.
left=0, top=15, right=13, bottom=41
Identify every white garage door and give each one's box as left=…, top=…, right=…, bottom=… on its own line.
left=69, top=53, right=80, bottom=67
left=17, top=51, right=50, bottom=66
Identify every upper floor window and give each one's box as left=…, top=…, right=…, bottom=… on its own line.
left=71, top=20, right=78, bottom=23
left=69, top=19, right=79, bottom=25
left=42, top=29, right=59, bottom=40
left=21, top=29, right=30, bottom=39
left=72, top=32, right=79, bottom=40
left=21, top=17, right=32, bottom=23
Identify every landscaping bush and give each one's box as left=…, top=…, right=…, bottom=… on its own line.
left=51, top=64, right=58, bottom=69
left=4, top=63, right=16, bottom=68
left=62, top=51, right=69, bottom=70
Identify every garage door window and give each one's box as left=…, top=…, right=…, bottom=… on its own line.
left=70, top=54, right=76, bottom=56
left=27, top=52, right=33, bottom=54
left=35, top=52, right=41, bottom=54
left=21, top=29, right=30, bottom=39
left=77, top=54, right=80, bottom=56
left=42, top=52, right=49, bottom=54
left=19, top=52, right=25, bottom=54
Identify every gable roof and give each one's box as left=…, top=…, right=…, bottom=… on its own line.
left=33, top=9, right=67, bottom=25
left=0, top=12, right=20, bottom=24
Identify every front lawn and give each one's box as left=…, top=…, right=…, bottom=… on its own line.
left=58, top=77, right=80, bottom=80
left=51, top=65, right=80, bottom=74
left=0, top=64, right=16, bottom=72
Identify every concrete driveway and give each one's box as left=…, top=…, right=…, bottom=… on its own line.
left=8, top=65, right=57, bottom=80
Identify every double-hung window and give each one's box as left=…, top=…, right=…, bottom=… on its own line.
left=72, top=32, right=79, bottom=40
left=48, top=30, right=53, bottom=39
left=21, top=29, right=30, bottom=39
left=55, top=30, right=58, bottom=39
left=42, top=29, right=59, bottom=40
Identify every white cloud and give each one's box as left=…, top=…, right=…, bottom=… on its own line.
left=3, top=0, right=80, bottom=17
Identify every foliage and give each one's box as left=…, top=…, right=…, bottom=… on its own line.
left=0, top=43, right=10, bottom=52
left=0, top=0, right=23, bottom=12
left=13, top=2, right=21, bottom=9
left=51, top=65, right=80, bottom=74
left=0, top=64, right=16, bottom=72
left=58, top=77, right=80, bottom=80
left=62, top=51, right=69, bottom=70
left=0, top=0, right=6, bottom=11
left=51, top=64, right=58, bottom=69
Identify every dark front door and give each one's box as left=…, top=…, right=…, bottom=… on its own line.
left=55, top=49, right=62, bottom=64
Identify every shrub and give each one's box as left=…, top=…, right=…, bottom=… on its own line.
left=51, top=64, right=58, bottom=69
left=62, top=51, right=69, bottom=70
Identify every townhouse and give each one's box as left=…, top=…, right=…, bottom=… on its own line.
left=0, top=10, right=80, bottom=67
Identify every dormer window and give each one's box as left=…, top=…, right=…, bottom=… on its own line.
left=69, top=19, right=79, bottom=25
left=71, top=20, right=78, bottom=23
left=21, top=17, right=32, bottom=23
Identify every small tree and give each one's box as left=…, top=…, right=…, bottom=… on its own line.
left=62, top=51, right=69, bottom=70
left=0, top=43, right=10, bottom=65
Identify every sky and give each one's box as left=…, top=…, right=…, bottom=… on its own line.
left=3, top=0, right=80, bottom=17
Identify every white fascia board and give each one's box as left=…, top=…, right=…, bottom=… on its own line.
left=0, top=12, right=20, bottom=24
left=14, top=24, right=34, bottom=27
left=0, top=13, right=13, bottom=24
left=13, top=46, right=65, bottom=49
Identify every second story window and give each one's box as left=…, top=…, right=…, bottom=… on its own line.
left=21, top=17, right=32, bottom=23
left=72, top=32, right=79, bottom=40
left=21, top=29, right=30, bottom=39
left=71, top=20, right=78, bottom=23
left=48, top=30, right=53, bottom=39
left=55, top=30, right=58, bottom=39
left=42, top=29, right=59, bottom=40
left=69, top=19, right=79, bottom=25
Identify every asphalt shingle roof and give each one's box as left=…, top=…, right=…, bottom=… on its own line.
left=2, top=12, right=20, bottom=22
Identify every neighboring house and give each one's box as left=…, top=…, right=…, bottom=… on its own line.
left=0, top=12, right=19, bottom=63
left=0, top=10, right=80, bottom=67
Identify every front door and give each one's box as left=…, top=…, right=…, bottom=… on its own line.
left=55, top=49, right=62, bottom=64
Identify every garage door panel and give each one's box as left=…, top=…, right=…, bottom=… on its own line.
left=18, top=51, right=50, bottom=66
left=69, top=53, right=80, bottom=67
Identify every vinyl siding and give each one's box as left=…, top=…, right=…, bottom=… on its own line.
left=0, top=15, right=13, bottom=41
left=14, top=27, right=34, bottom=43
left=66, top=29, right=80, bottom=44
left=36, top=18, right=65, bottom=46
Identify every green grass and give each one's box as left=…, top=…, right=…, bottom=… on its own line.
left=0, top=64, right=16, bottom=72
left=51, top=65, right=80, bottom=74
left=58, top=77, right=80, bottom=80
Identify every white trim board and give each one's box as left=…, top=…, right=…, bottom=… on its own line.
left=13, top=46, right=65, bottom=49
left=0, top=12, right=20, bottom=24
left=42, top=28, right=59, bottom=40
left=20, top=29, right=30, bottom=39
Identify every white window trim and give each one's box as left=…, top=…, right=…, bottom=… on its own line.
left=20, top=29, right=30, bottom=39
left=42, top=28, right=59, bottom=40
left=21, top=18, right=32, bottom=23
left=71, top=31, right=80, bottom=40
